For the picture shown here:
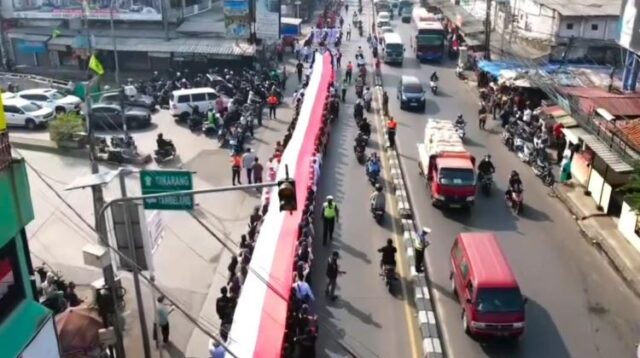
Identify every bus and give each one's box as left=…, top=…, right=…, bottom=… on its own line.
left=382, top=32, right=404, bottom=65
left=414, top=21, right=445, bottom=62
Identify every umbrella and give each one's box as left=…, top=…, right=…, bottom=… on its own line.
left=55, top=306, right=103, bottom=355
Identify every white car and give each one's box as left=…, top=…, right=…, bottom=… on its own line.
left=2, top=97, right=55, bottom=129
left=377, top=12, right=391, bottom=23
left=377, top=20, right=391, bottom=30
left=378, top=26, right=394, bottom=38
left=1, top=92, right=16, bottom=101
left=17, top=88, right=81, bottom=114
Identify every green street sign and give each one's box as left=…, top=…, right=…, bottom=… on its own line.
left=140, top=170, right=194, bottom=210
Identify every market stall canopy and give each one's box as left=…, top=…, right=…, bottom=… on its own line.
left=477, top=60, right=528, bottom=79
left=55, top=307, right=103, bottom=355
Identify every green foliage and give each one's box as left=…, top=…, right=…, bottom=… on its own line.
left=618, top=162, right=640, bottom=213
left=49, top=112, right=85, bottom=143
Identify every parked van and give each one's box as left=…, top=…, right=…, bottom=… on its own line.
left=450, top=232, right=527, bottom=339
left=170, top=88, right=221, bottom=120
left=382, top=33, right=405, bottom=65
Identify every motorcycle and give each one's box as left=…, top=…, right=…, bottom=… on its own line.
left=364, top=96, right=372, bottom=112
left=371, top=206, right=384, bottom=223
left=154, top=141, right=177, bottom=163
left=382, top=264, right=396, bottom=293
left=430, top=81, right=438, bottom=95
left=514, top=137, right=533, bottom=163
left=188, top=114, right=204, bottom=132
left=508, top=188, right=524, bottom=214
left=355, top=131, right=369, bottom=147
left=480, top=173, right=493, bottom=196
left=455, top=66, right=465, bottom=80
left=532, top=156, right=555, bottom=186
left=354, top=144, right=366, bottom=164
left=366, top=161, right=381, bottom=186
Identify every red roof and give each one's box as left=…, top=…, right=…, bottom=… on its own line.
left=560, top=87, right=640, bottom=117
left=459, top=232, right=518, bottom=289
left=616, top=119, right=640, bottom=151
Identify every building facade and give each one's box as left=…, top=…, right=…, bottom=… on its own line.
left=0, top=96, right=60, bottom=357
left=0, top=0, right=256, bottom=74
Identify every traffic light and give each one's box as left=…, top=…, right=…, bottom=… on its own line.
left=278, top=178, right=297, bottom=212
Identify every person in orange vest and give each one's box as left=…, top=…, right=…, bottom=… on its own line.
left=231, top=153, right=242, bottom=185
left=386, top=117, right=398, bottom=148
left=267, top=94, right=278, bottom=119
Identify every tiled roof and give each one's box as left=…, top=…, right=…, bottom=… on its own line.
left=617, top=120, right=640, bottom=153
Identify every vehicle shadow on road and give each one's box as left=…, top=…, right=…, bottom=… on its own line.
left=478, top=298, right=570, bottom=358
left=520, top=202, right=554, bottom=222
left=424, top=100, right=441, bottom=115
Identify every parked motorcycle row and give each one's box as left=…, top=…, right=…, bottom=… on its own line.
left=501, top=115, right=555, bottom=187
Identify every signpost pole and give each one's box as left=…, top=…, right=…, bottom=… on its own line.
left=118, top=170, right=152, bottom=358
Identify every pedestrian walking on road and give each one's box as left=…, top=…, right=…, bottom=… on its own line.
left=325, top=251, right=345, bottom=301
left=267, top=94, right=278, bottom=119
left=231, top=153, right=242, bottom=185
left=414, top=227, right=431, bottom=273
left=345, top=61, right=353, bottom=83
left=341, top=78, right=348, bottom=102
left=153, top=296, right=174, bottom=346
left=322, top=196, right=339, bottom=245
left=253, top=157, right=264, bottom=187
left=242, top=148, right=256, bottom=184
left=216, top=286, right=233, bottom=324
left=336, top=49, right=342, bottom=68
left=386, top=117, right=398, bottom=148
left=346, top=24, right=352, bottom=40
left=345, top=3, right=349, bottom=13
left=382, top=90, right=389, bottom=115
left=296, top=61, right=304, bottom=83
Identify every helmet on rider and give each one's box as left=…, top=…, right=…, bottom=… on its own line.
left=457, top=114, right=464, bottom=120
left=484, top=154, right=491, bottom=161
left=386, top=238, right=393, bottom=246
left=375, top=184, right=383, bottom=192
left=511, top=170, right=519, bottom=177
left=157, top=133, right=164, bottom=139
left=326, top=195, right=334, bottom=202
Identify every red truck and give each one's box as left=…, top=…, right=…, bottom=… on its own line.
left=417, top=119, right=476, bottom=208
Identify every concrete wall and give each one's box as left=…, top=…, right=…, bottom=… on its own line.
left=557, top=16, right=619, bottom=40
left=619, top=201, right=640, bottom=253
left=587, top=167, right=612, bottom=212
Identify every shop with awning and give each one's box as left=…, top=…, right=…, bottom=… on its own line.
left=562, top=126, right=633, bottom=214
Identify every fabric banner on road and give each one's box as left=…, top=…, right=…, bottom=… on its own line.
left=224, top=0, right=251, bottom=38
left=226, top=52, right=333, bottom=358
left=256, top=0, right=280, bottom=40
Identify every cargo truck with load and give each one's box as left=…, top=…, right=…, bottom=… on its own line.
left=417, top=119, right=476, bottom=208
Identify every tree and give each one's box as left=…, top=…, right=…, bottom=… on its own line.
left=49, top=112, right=85, bottom=144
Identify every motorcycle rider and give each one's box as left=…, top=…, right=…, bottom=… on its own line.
left=370, top=184, right=385, bottom=212
left=358, top=117, right=371, bottom=137
left=377, top=238, right=397, bottom=273
left=505, top=170, right=523, bottom=202
left=156, top=133, right=175, bottom=156
left=430, top=71, right=439, bottom=82
left=455, top=114, right=466, bottom=128
left=477, top=154, right=495, bottom=181
left=363, top=87, right=372, bottom=109
left=366, top=152, right=381, bottom=180
left=354, top=99, right=364, bottom=120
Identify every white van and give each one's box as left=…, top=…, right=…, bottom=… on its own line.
left=382, top=32, right=405, bottom=64
left=3, top=97, right=55, bottom=129
left=170, top=88, right=221, bottom=120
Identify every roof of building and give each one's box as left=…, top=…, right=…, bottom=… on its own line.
left=535, top=0, right=622, bottom=17
left=616, top=120, right=640, bottom=153
left=559, top=87, right=640, bottom=117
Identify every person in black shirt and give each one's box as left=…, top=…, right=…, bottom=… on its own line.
left=378, top=239, right=397, bottom=272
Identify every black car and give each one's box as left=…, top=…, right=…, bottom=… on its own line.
left=89, top=104, right=152, bottom=129
left=398, top=76, right=426, bottom=111
left=99, top=92, right=157, bottom=111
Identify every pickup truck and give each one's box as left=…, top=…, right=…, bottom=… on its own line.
left=417, top=119, right=476, bottom=208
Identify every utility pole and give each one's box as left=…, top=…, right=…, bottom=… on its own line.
left=484, top=0, right=492, bottom=60
left=118, top=171, right=152, bottom=358
left=84, top=9, right=127, bottom=358
left=162, top=0, right=170, bottom=41
left=110, top=0, right=120, bottom=86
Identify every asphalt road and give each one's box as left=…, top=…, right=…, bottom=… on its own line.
left=310, top=4, right=422, bottom=358
left=378, top=17, right=640, bottom=358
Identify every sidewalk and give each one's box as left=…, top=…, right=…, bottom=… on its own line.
left=553, top=181, right=640, bottom=296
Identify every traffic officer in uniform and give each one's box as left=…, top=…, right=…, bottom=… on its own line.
left=386, top=116, right=398, bottom=148
left=414, top=227, right=431, bottom=273
left=322, top=196, right=340, bottom=246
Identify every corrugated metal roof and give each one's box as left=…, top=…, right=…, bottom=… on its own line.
left=91, top=37, right=255, bottom=57
left=617, top=120, right=640, bottom=153
left=564, top=127, right=633, bottom=173
left=560, top=87, right=640, bottom=117
left=536, top=0, right=621, bottom=16
left=430, top=0, right=485, bottom=35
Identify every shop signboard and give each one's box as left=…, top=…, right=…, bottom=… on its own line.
left=256, top=0, right=280, bottom=40
left=224, top=0, right=251, bottom=39
left=16, top=40, right=46, bottom=54
left=12, top=0, right=162, bottom=21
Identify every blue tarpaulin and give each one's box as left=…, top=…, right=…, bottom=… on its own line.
left=477, top=60, right=528, bottom=78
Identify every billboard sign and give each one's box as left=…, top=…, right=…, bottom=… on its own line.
left=224, top=0, right=251, bottom=38
left=256, top=0, right=280, bottom=40
left=11, top=0, right=162, bottom=21
left=619, top=0, right=640, bottom=52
